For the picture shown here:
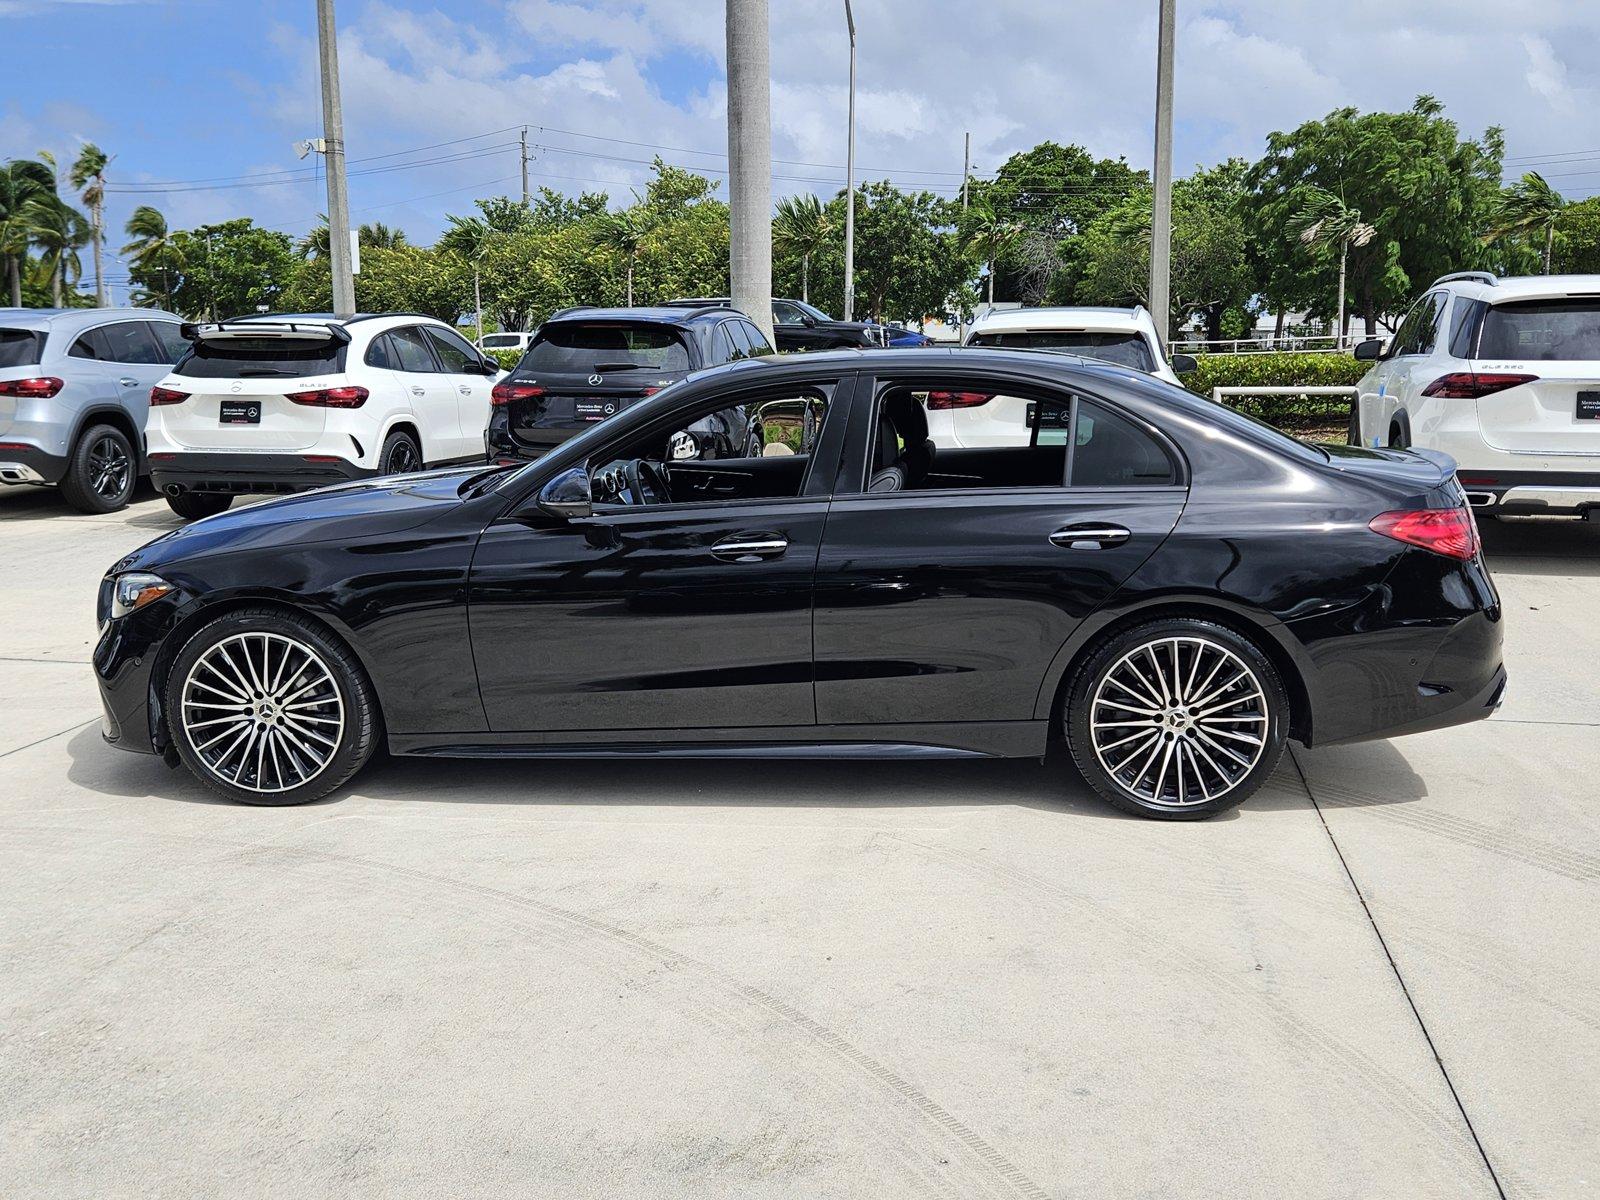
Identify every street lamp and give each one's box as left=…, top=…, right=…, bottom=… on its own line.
left=842, top=0, right=856, bottom=322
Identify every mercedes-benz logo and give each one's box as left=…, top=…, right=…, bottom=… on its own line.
left=588, top=373, right=603, bottom=386
left=603, top=403, right=616, bottom=415
left=230, top=381, right=243, bottom=393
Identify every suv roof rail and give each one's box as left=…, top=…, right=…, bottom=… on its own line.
left=545, top=306, right=594, bottom=320
left=1432, top=271, right=1498, bottom=288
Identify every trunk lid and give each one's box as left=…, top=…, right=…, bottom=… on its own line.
left=1321, top=443, right=1461, bottom=502
left=1471, top=360, right=1600, bottom=459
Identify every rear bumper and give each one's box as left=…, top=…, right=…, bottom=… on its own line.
left=0, top=441, right=69, bottom=485
left=148, top=452, right=374, bottom=495
left=1455, top=469, right=1600, bottom=514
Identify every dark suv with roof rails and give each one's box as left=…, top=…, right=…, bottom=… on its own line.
left=664, top=296, right=890, bottom=351
left=487, top=305, right=773, bottom=461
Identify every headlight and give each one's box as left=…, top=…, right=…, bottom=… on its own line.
left=109, top=572, right=174, bottom=619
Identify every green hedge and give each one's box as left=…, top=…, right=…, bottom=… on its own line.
left=485, top=347, right=522, bottom=372
left=1181, top=352, right=1367, bottom=431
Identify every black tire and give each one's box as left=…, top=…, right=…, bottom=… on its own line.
left=166, top=491, right=234, bottom=521
left=379, top=429, right=422, bottom=476
left=1065, top=618, right=1288, bottom=820
left=165, top=606, right=382, bottom=806
left=58, top=423, right=135, bottom=514
left=1388, top=423, right=1408, bottom=450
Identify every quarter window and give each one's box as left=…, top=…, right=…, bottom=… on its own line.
left=148, top=322, right=190, bottom=363
left=364, top=333, right=397, bottom=369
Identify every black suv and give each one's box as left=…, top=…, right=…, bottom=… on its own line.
left=665, top=297, right=887, bottom=351
left=488, top=306, right=770, bottom=461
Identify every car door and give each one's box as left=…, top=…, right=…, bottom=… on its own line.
left=92, top=320, right=172, bottom=428
left=422, top=325, right=491, bottom=461
left=1383, top=290, right=1448, bottom=446
left=812, top=371, right=1187, bottom=727
left=466, top=372, right=856, bottom=734
left=386, top=325, right=457, bottom=463
left=773, top=300, right=824, bottom=352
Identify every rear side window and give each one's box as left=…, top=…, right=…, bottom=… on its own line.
left=742, top=320, right=772, bottom=355
left=1479, top=300, right=1600, bottom=361
left=364, top=333, right=396, bottom=369
left=0, top=328, right=43, bottom=367
left=96, top=320, right=166, bottom=365
left=389, top=327, right=439, bottom=373
left=149, top=322, right=190, bottom=363
left=174, top=336, right=347, bottom=378
left=967, top=330, right=1156, bottom=372
left=1071, top=399, right=1177, bottom=487
left=523, top=323, right=691, bottom=374
left=480, top=333, right=523, bottom=350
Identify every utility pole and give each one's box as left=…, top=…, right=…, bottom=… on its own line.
left=726, top=0, right=774, bottom=343
left=958, top=130, right=970, bottom=341
left=520, top=127, right=531, bottom=205
left=842, top=0, right=857, bottom=322
left=316, top=0, right=356, bottom=318
left=1148, top=0, right=1176, bottom=349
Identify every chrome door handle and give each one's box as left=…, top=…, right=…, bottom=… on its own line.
left=458, top=385, right=473, bottom=395
left=119, top=376, right=138, bottom=387
left=410, top=385, right=426, bottom=396
left=711, top=533, right=788, bottom=562
left=1050, top=524, right=1131, bottom=549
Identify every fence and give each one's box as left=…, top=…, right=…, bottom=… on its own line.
left=1171, top=333, right=1371, bottom=355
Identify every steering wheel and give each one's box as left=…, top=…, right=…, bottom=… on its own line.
left=625, top=458, right=670, bottom=505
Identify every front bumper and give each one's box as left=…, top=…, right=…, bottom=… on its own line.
left=0, top=440, right=69, bottom=485
left=94, top=590, right=191, bottom=756
left=148, top=451, right=373, bottom=496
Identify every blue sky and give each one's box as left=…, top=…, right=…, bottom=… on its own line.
left=5, top=0, right=1600, bottom=304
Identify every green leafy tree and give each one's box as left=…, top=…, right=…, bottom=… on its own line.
left=1241, top=96, right=1503, bottom=334
left=122, top=205, right=183, bottom=309
left=31, top=199, right=88, bottom=307
left=130, top=218, right=295, bottom=319
left=771, top=193, right=830, bottom=302
left=0, top=158, right=57, bottom=306
left=1485, top=171, right=1565, bottom=274
left=68, top=143, right=110, bottom=306
left=961, top=197, right=1024, bottom=306
left=281, top=244, right=467, bottom=322
left=1552, top=197, right=1600, bottom=274
left=594, top=208, right=652, bottom=305
left=359, top=221, right=407, bottom=250
left=437, top=213, right=494, bottom=336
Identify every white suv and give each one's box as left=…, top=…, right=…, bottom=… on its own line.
left=1353, top=272, right=1600, bottom=517
left=945, top=306, right=1193, bottom=447
left=146, top=313, right=498, bottom=519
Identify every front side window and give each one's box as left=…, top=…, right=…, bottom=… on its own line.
left=1391, top=293, right=1444, bottom=357
left=967, top=329, right=1157, bottom=373
left=1479, top=299, right=1600, bottom=361
left=523, top=323, right=690, bottom=374
left=424, top=326, right=480, bottom=373
left=773, top=301, right=809, bottom=326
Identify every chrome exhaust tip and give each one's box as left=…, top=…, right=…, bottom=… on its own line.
left=164, top=483, right=185, bottom=498
left=1463, top=491, right=1496, bottom=508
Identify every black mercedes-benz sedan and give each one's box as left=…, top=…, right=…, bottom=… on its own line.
left=94, top=348, right=1504, bottom=819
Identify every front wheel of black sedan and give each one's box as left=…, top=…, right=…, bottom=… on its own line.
left=165, top=608, right=381, bottom=806
left=1066, top=619, right=1287, bottom=820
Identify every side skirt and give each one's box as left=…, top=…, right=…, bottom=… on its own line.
left=389, top=720, right=1048, bottom=761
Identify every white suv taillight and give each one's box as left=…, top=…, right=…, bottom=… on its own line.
left=286, top=385, right=368, bottom=408
left=1420, top=372, right=1538, bottom=399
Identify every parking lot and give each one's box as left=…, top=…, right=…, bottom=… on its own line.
left=1, top=483, right=1596, bottom=1199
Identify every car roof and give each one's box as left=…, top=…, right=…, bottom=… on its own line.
left=966, top=306, right=1153, bottom=335
left=545, top=305, right=735, bottom=326
left=0, top=306, right=181, bottom=332
left=1431, top=273, right=1600, bottom=303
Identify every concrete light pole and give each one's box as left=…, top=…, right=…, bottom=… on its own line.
left=316, top=0, right=356, bottom=318
left=842, top=0, right=857, bottom=322
left=1148, top=0, right=1176, bottom=349
left=726, top=0, right=774, bottom=343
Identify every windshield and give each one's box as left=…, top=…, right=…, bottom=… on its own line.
left=0, top=329, right=44, bottom=368
left=793, top=300, right=831, bottom=323
left=523, top=323, right=690, bottom=373
left=1479, top=300, right=1600, bottom=361
left=968, top=330, right=1156, bottom=372
left=174, top=336, right=347, bottom=379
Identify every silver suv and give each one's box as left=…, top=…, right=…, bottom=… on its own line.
left=0, top=307, right=187, bottom=512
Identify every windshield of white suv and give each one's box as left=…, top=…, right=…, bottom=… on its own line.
left=0, top=329, right=43, bottom=367
left=174, top=336, right=348, bottom=378
left=967, top=330, right=1157, bottom=372
left=523, top=323, right=691, bottom=373
left=1479, top=300, right=1600, bottom=361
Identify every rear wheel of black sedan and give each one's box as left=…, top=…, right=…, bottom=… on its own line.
left=165, top=608, right=381, bottom=806
left=1066, top=619, right=1287, bottom=820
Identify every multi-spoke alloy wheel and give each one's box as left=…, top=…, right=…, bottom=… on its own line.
left=60, top=423, right=135, bottom=514
left=167, top=610, right=380, bottom=806
left=1067, top=619, right=1286, bottom=819
left=89, top=434, right=132, bottom=501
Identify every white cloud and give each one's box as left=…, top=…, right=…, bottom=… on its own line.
left=1522, top=34, right=1576, bottom=116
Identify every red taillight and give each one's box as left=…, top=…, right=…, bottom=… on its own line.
left=149, top=386, right=189, bottom=406
left=641, top=386, right=661, bottom=396
left=1369, top=508, right=1480, bottom=561
left=286, top=385, right=368, bottom=408
left=491, top=381, right=544, bottom=407
left=0, top=376, right=64, bottom=398
left=1420, top=372, right=1538, bottom=399
left=925, top=390, right=994, bottom=410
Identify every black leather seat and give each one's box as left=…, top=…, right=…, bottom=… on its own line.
left=867, top=393, right=936, bottom=492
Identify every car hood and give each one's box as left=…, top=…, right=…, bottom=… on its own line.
left=113, top=465, right=492, bottom=574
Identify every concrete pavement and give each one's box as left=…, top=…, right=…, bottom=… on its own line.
left=1, top=483, right=1595, bottom=1198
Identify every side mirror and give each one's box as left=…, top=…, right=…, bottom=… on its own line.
left=535, top=466, right=592, bottom=520
left=667, top=430, right=702, bottom=460
left=1353, top=338, right=1385, bottom=361
left=478, top=356, right=501, bottom=375
left=1169, top=353, right=1198, bottom=375
left=800, top=315, right=817, bottom=327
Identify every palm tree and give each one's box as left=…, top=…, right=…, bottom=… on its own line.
left=1486, top=171, right=1565, bottom=274
left=437, top=213, right=493, bottom=339
left=1291, top=186, right=1377, bottom=343
left=298, top=215, right=332, bottom=260
left=32, top=200, right=88, bottom=307
left=122, top=205, right=182, bottom=308
left=772, top=194, right=830, bottom=303
left=596, top=209, right=650, bottom=306
left=962, top=198, right=1024, bottom=308
left=0, top=158, right=57, bottom=306
left=69, top=143, right=110, bottom=306
left=359, top=221, right=407, bottom=250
